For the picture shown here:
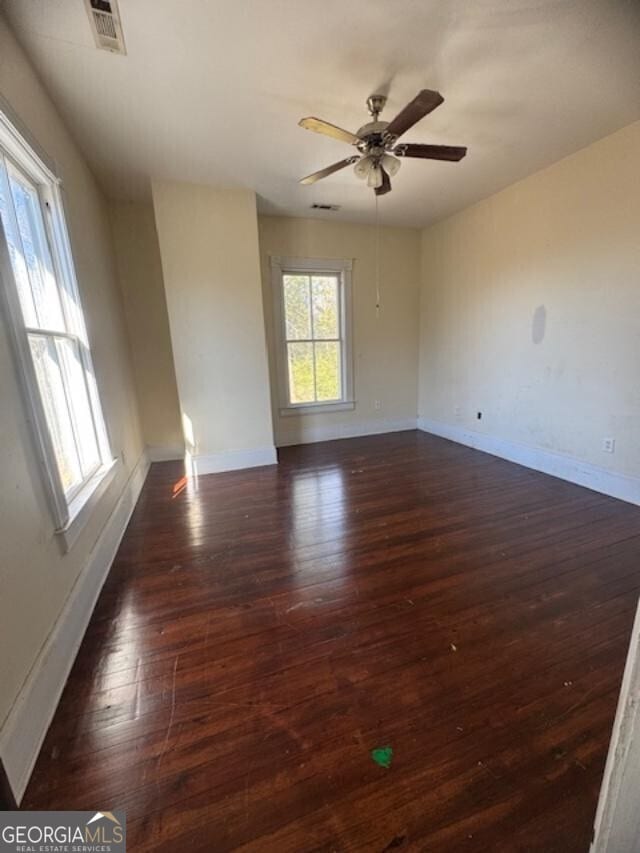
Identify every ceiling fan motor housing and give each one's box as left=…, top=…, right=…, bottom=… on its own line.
left=356, top=120, right=389, bottom=148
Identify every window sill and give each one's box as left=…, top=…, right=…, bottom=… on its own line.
left=56, top=457, right=120, bottom=553
left=279, top=401, right=355, bottom=417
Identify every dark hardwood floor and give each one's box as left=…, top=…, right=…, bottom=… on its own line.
left=23, top=431, right=640, bottom=851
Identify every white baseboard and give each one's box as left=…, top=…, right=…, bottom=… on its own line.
left=0, top=450, right=151, bottom=804
left=189, top=445, right=277, bottom=476
left=591, top=599, right=640, bottom=851
left=276, top=417, right=418, bottom=448
left=147, top=445, right=185, bottom=462
left=418, top=417, right=640, bottom=506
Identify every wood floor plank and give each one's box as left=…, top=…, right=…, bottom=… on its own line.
left=22, top=431, right=640, bottom=851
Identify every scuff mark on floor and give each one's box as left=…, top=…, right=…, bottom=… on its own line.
left=381, top=833, right=407, bottom=851
left=156, top=654, right=179, bottom=770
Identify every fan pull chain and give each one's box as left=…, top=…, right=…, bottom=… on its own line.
left=375, top=193, right=380, bottom=319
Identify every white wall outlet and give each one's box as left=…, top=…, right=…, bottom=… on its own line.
left=374, top=400, right=381, bottom=410
left=454, top=406, right=461, bottom=420
left=602, top=437, right=615, bottom=453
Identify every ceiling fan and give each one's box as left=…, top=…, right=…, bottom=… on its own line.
left=298, top=89, right=467, bottom=196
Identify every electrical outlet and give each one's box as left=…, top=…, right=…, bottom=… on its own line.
left=477, top=411, right=482, bottom=420
left=602, top=437, right=615, bottom=453
left=454, top=406, right=461, bottom=420
left=374, top=400, right=381, bottom=411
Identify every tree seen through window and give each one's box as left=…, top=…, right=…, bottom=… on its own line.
left=283, top=274, right=342, bottom=404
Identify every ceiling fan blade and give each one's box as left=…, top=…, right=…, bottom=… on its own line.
left=375, top=167, right=391, bottom=196
left=299, top=157, right=358, bottom=185
left=385, top=89, right=444, bottom=140
left=395, top=143, right=467, bottom=161
left=299, top=117, right=360, bottom=145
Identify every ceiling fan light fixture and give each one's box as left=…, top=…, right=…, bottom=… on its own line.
left=297, top=88, right=467, bottom=195
left=367, top=165, right=384, bottom=189
left=381, top=153, right=401, bottom=177
left=354, top=155, right=373, bottom=180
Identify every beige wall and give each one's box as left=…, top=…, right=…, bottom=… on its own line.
left=109, top=201, right=183, bottom=455
left=418, top=120, right=640, bottom=479
left=152, top=181, right=274, bottom=468
left=0, top=20, right=143, bottom=727
left=258, top=216, right=421, bottom=446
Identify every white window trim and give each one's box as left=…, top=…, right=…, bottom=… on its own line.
left=270, top=255, right=354, bottom=416
left=60, top=456, right=119, bottom=551
left=0, top=108, right=117, bottom=551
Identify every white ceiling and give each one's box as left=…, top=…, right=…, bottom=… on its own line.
left=2, top=0, right=640, bottom=228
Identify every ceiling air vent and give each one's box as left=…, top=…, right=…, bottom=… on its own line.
left=310, top=203, right=341, bottom=211
left=85, top=0, right=126, bottom=54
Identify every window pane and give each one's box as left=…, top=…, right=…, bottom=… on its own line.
left=29, top=334, right=82, bottom=495
left=83, top=357, right=111, bottom=462
left=287, top=341, right=315, bottom=403
left=56, top=337, right=100, bottom=477
left=311, top=276, right=339, bottom=339
left=9, top=170, right=65, bottom=332
left=0, top=166, right=38, bottom=327
left=283, top=275, right=311, bottom=340
left=314, top=341, right=341, bottom=401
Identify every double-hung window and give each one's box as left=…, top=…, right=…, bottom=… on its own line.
left=0, top=109, right=114, bottom=544
left=271, top=256, right=353, bottom=415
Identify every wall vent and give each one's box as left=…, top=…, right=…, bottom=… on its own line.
left=310, top=203, right=341, bottom=211
left=85, top=0, right=126, bottom=54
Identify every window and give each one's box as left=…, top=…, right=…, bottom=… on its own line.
left=271, top=256, right=353, bottom=415
left=0, top=109, right=114, bottom=545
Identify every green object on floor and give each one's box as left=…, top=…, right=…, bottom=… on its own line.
left=371, top=745, right=393, bottom=768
